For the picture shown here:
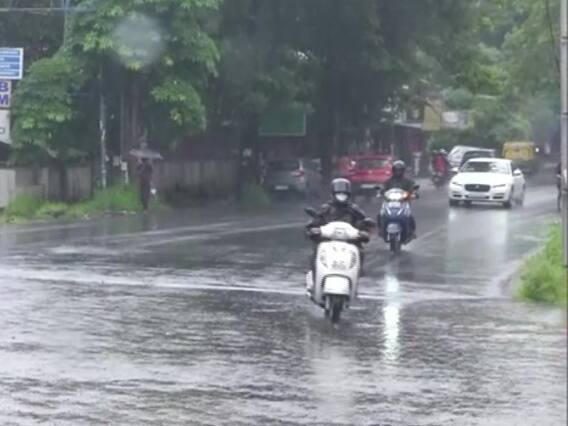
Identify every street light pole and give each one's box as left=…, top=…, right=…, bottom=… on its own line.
left=561, top=0, right=568, bottom=267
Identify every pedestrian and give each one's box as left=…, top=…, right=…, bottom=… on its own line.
left=137, top=158, right=153, bottom=212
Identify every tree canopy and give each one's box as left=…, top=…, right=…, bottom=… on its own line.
left=5, top=0, right=559, bottom=171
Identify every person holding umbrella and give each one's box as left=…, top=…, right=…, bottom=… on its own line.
left=137, top=158, right=153, bottom=211
left=130, top=145, right=163, bottom=212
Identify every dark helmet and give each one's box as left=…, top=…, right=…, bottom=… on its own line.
left=331, top=178, right=352, bottom=204
left=392, top=160, right=406, bottom=178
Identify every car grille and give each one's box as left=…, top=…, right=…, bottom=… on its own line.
left=465, top=184, right=490, bottom=192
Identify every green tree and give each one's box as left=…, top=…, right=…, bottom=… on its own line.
left=11, top=51, right=95, bottom=197
left=68, top=0, right=221, bottom=153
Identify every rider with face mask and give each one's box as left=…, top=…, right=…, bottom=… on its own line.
left=306, top=178, right=369, bottom=231
left=306, top=178, right=371, bottom=287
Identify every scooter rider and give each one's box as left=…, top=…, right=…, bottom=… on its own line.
left=379, top=161, right=417, bottom=238
left=306, top=178, right=371, bottom=277
left=431, top=149, right=450, bottom=177
left=306, top=178, right=369, bottom=230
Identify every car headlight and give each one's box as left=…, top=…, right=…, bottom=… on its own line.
left=492, top=184, right=508, bottom=189
left=450, top=181, right=463, bottom=187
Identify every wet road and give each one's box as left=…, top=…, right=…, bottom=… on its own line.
left=0, top=174, right=566, bottom=425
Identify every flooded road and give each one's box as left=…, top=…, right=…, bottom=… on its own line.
left=0, top=177, right=565, bottom=425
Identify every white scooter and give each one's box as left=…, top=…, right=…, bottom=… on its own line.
left=304, top=208, right=373, bottom=323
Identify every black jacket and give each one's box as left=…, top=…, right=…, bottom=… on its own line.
left=307, top=201, right=368, bottom=230
left=382, top=176, right=416, bottom=192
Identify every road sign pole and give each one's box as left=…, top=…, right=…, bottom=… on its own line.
left=561, top=0, right=568, bottom=267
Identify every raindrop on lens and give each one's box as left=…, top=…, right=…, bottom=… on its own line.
left=113, top=13, right=165, bottom=69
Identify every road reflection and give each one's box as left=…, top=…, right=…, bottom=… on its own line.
left=382, top=271, right=401, bottom=363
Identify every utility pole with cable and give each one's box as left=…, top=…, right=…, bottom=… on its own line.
left=561, top=0, right=568, bottom=267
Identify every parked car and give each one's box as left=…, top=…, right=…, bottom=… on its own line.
left=341, top=155, right=394, bottom=196
left=448, top=145, right=496, bottom=169
left=449, top=158, right=526, bottom=209
left=264, top=158, right=322, bottom=197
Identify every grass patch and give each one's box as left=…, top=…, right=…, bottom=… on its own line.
left=82, top=185, right=142, bottom=214
left=36, top=202, right=69, bottom=219
left=517, top=225, right=567, bottom=307
left=4, top=193, right=43, bottom=219
left=0, top=185, right=164, bottom=224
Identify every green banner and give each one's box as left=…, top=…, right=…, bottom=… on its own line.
left=259, top=106, right=306, bottom=137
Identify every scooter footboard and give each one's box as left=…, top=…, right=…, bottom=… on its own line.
left=323, top=276, right=351, bottom=296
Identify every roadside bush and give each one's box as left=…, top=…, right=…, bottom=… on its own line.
left=36, top=202, right=69, bottom=219
left=518, top=226, right=567, bottom=307
left=85, top=185, right=142, bottom=213
left=4, top=193, right=44, bottom=219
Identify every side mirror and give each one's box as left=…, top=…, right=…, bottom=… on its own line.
left=513, top=169, right=523, bottom=177
left=304, top=207, right=318, bottom=218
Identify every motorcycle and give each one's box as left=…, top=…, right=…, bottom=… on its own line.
left=304, top=208, right=373, bottom=323
left=377, top=185, right=419, bottom=253
left=431, top=171, right=447, bottom=189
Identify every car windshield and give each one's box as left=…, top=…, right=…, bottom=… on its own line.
left=356, top=159, right=390, bottom=170
left=268, top=160, right=300, bottom=172
left=461, top=161, right=509, bottom=174
left=464, top=151, right=493, bottom=159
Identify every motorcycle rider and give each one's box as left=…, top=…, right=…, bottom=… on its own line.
left=306, top=178, right=371, bottom=287
left=431, top=149, right=450, bottom=178
left=379, top=160, right=417, bottom=238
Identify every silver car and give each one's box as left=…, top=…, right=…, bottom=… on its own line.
left=264, top=158, right=322, bottom=196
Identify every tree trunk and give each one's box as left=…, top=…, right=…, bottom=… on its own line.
left=99, top=67, right=108, bottom=189
left=57, top=160, right=68, bottom=202
left=122, top=73, right=143, bottom=183
left=236, top=116, right=259, bottom=201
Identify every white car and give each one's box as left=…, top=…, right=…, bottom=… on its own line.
left=449, top=158, right=526, bottom=208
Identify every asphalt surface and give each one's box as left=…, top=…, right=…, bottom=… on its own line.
left=0, top=171, right=566, bottom=425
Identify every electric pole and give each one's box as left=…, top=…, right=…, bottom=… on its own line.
left=561, top=0, right=568, bottom=267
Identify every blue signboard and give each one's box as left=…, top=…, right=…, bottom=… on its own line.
left=0, top=48, right=24, bottom=80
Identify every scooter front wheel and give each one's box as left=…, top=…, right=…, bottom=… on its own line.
left=389, top=237, right=401, bottom=253
left=329, top=295, right=344, bottom=324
